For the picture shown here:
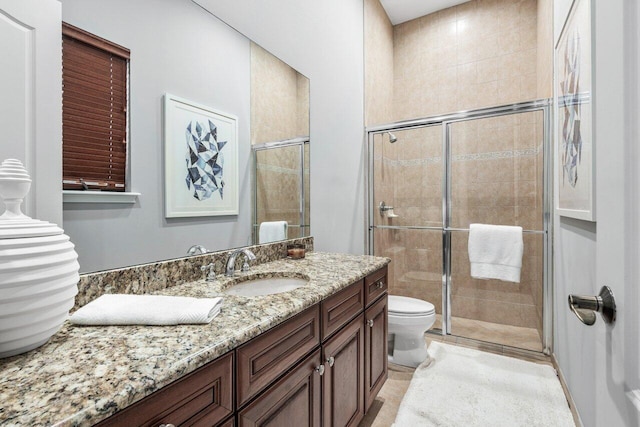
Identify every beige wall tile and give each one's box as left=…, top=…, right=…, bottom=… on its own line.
left=365, top=0, right=394, bottom=125
left=366, top=0, right=545, bottom=337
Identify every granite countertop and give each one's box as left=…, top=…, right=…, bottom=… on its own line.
left=0, top=252, right=389, bottom=426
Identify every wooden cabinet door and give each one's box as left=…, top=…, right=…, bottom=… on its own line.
left=238, top=349, right=322, bottom=427
left=237, top=305, right=320, bottom=407
left=322, top=314, right=365, bottom=427
left=364, top=294, right=388, bottom=412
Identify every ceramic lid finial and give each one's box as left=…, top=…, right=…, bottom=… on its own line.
left=0, top=159, right=32, bottom=220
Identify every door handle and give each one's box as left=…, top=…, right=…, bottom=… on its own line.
left=568, top=286, right=616, bottom=325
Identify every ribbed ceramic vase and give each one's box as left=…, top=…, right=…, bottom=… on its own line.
left=0, top=159, right=79, bottom=358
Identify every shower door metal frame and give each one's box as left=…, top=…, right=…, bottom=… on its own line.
left=366, top=99, right=553, bottom=355
left=252, top=137, right=310, bottom=244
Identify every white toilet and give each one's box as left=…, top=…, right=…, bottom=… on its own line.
left=388, top=295, right=436, bottom=368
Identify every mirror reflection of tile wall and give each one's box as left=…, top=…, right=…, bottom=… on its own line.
left=251, top=43, right=309, bottom=144
left=251, top=42, right=310, bottom=242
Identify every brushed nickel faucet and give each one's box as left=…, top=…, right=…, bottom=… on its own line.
left=200, top=263, right=216, bottom=281
left=187, top=244, right=208, bottom=255
left=225, top=248, right=257, bottom=277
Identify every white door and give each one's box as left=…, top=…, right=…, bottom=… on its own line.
left=555, top=1, right=640, bottom=426
left=0, top=0, right=62, bottom=225
left=592, top=1, right=639, bottom=426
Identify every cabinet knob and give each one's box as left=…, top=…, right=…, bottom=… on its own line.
left=367, top=319, right=374, bottom=328
left=315, top=364, right=325, bottom=376
left=159, top=424, right=176, bottom=427
left=326, top=356, right=335, bottom=367
left=376, top=280, right=384, bottom=289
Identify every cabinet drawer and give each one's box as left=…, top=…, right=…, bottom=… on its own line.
left=97, top=351, right=234, bottom=427
left=237, top=305, right=321, bottom=407
left=321, top=280, right=364, bottom=341
left=238, top=349, right=322, bottom=427
left=364, top=266, right=388, bottom=307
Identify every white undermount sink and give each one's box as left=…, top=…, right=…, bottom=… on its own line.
left=223, top=276, right=309, bottom=297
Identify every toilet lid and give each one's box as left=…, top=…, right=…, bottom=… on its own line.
left=388, top=295, right=435, bottom=316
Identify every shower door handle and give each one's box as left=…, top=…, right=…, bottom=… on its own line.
left=568, top=286, right=616, bottom=325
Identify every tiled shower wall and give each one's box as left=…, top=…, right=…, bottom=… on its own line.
left=372, top=126, right=444, bottom=313
left=251, top=42, right=310, bottom=240
left=393, top=0, right=539, bottom=121
left=366, top=0, right=548, bottom=337
left=364, top=0, right=394, bottom=126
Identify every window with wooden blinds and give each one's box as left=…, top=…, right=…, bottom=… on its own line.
left=62, top=23, right=130, bottom=191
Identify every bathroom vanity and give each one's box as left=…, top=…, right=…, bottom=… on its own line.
left=100, top=267, right=388, bottom=427
left=0, top=247, right=389, bottom=426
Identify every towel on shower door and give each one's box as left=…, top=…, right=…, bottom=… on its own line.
left=468, top=223, right=523, bottom=283
left=259, top=221, right=288, bottom=243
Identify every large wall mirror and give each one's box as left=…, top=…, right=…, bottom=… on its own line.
left=251, top=42, right=310, bottom=244
left=60, top=0, right=309, bottom=273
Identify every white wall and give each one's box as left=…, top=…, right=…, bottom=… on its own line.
left=553, top=0, right=639, bottom=425
left=193, top=0, right=366, bottom=256
left=61, top=0, right=252, bottom=272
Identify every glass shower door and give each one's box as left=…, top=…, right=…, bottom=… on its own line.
left=447, top=111, right=545, bottom=351
left=369, top=126, right=444, bottom=330
left=253, top=141, right=309, bottom=242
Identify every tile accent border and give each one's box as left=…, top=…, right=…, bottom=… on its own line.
left=385, top=144, right=543, bottom=168
left=256, top=163, right=301, bottom=174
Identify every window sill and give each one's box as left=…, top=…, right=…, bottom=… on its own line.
left=62, top=190, right=140, bottom=204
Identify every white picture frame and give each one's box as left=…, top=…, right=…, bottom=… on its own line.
left=164, top=93, right=238, bottom=218
left=555, top=0, right=595, bottom=221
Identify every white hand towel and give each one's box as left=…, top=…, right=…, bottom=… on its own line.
left=468, top=223, right=523, bottom=283
left=69, top=294, right=223, bottom=326
left=259, top=221, right=288, bottom=243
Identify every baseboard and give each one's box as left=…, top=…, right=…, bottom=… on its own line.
left=551, top=353, right=584, bottom=427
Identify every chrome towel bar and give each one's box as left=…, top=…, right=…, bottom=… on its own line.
left=370, top=225, right=546, bottom=235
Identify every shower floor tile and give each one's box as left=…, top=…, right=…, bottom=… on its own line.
left=432, top=314, right=543, bottom=352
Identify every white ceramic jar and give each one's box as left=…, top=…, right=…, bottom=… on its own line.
left=0, top=159, right=79, bottom=358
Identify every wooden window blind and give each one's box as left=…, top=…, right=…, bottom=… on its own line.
left=62, top=23, right=130, bottom=191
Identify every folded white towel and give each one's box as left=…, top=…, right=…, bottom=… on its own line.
left=259, top=221, right=288, bottom=243
left=69, top=294, right=223, bottom=326
left=468, top=223, right=523, bottom=283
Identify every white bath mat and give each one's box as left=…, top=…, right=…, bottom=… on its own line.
left=393, top=341, right=575, bottom=426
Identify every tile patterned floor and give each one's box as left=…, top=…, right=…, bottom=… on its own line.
left=359, top=363, right=414, bottom=427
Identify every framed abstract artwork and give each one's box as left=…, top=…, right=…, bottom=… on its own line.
left=164, top=94, right=238, bottom=218
left=555, top=0, right=595, bottom=221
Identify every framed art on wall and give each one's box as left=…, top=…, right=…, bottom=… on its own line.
left=555, top=0, right=595, bottom=221
left=164, top=94, right=238, bottom=218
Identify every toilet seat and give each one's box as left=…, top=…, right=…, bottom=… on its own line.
left=389, top=295, right=435, bottom=317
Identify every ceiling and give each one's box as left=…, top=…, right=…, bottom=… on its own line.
left=380, top=0, right=471, bottom=25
